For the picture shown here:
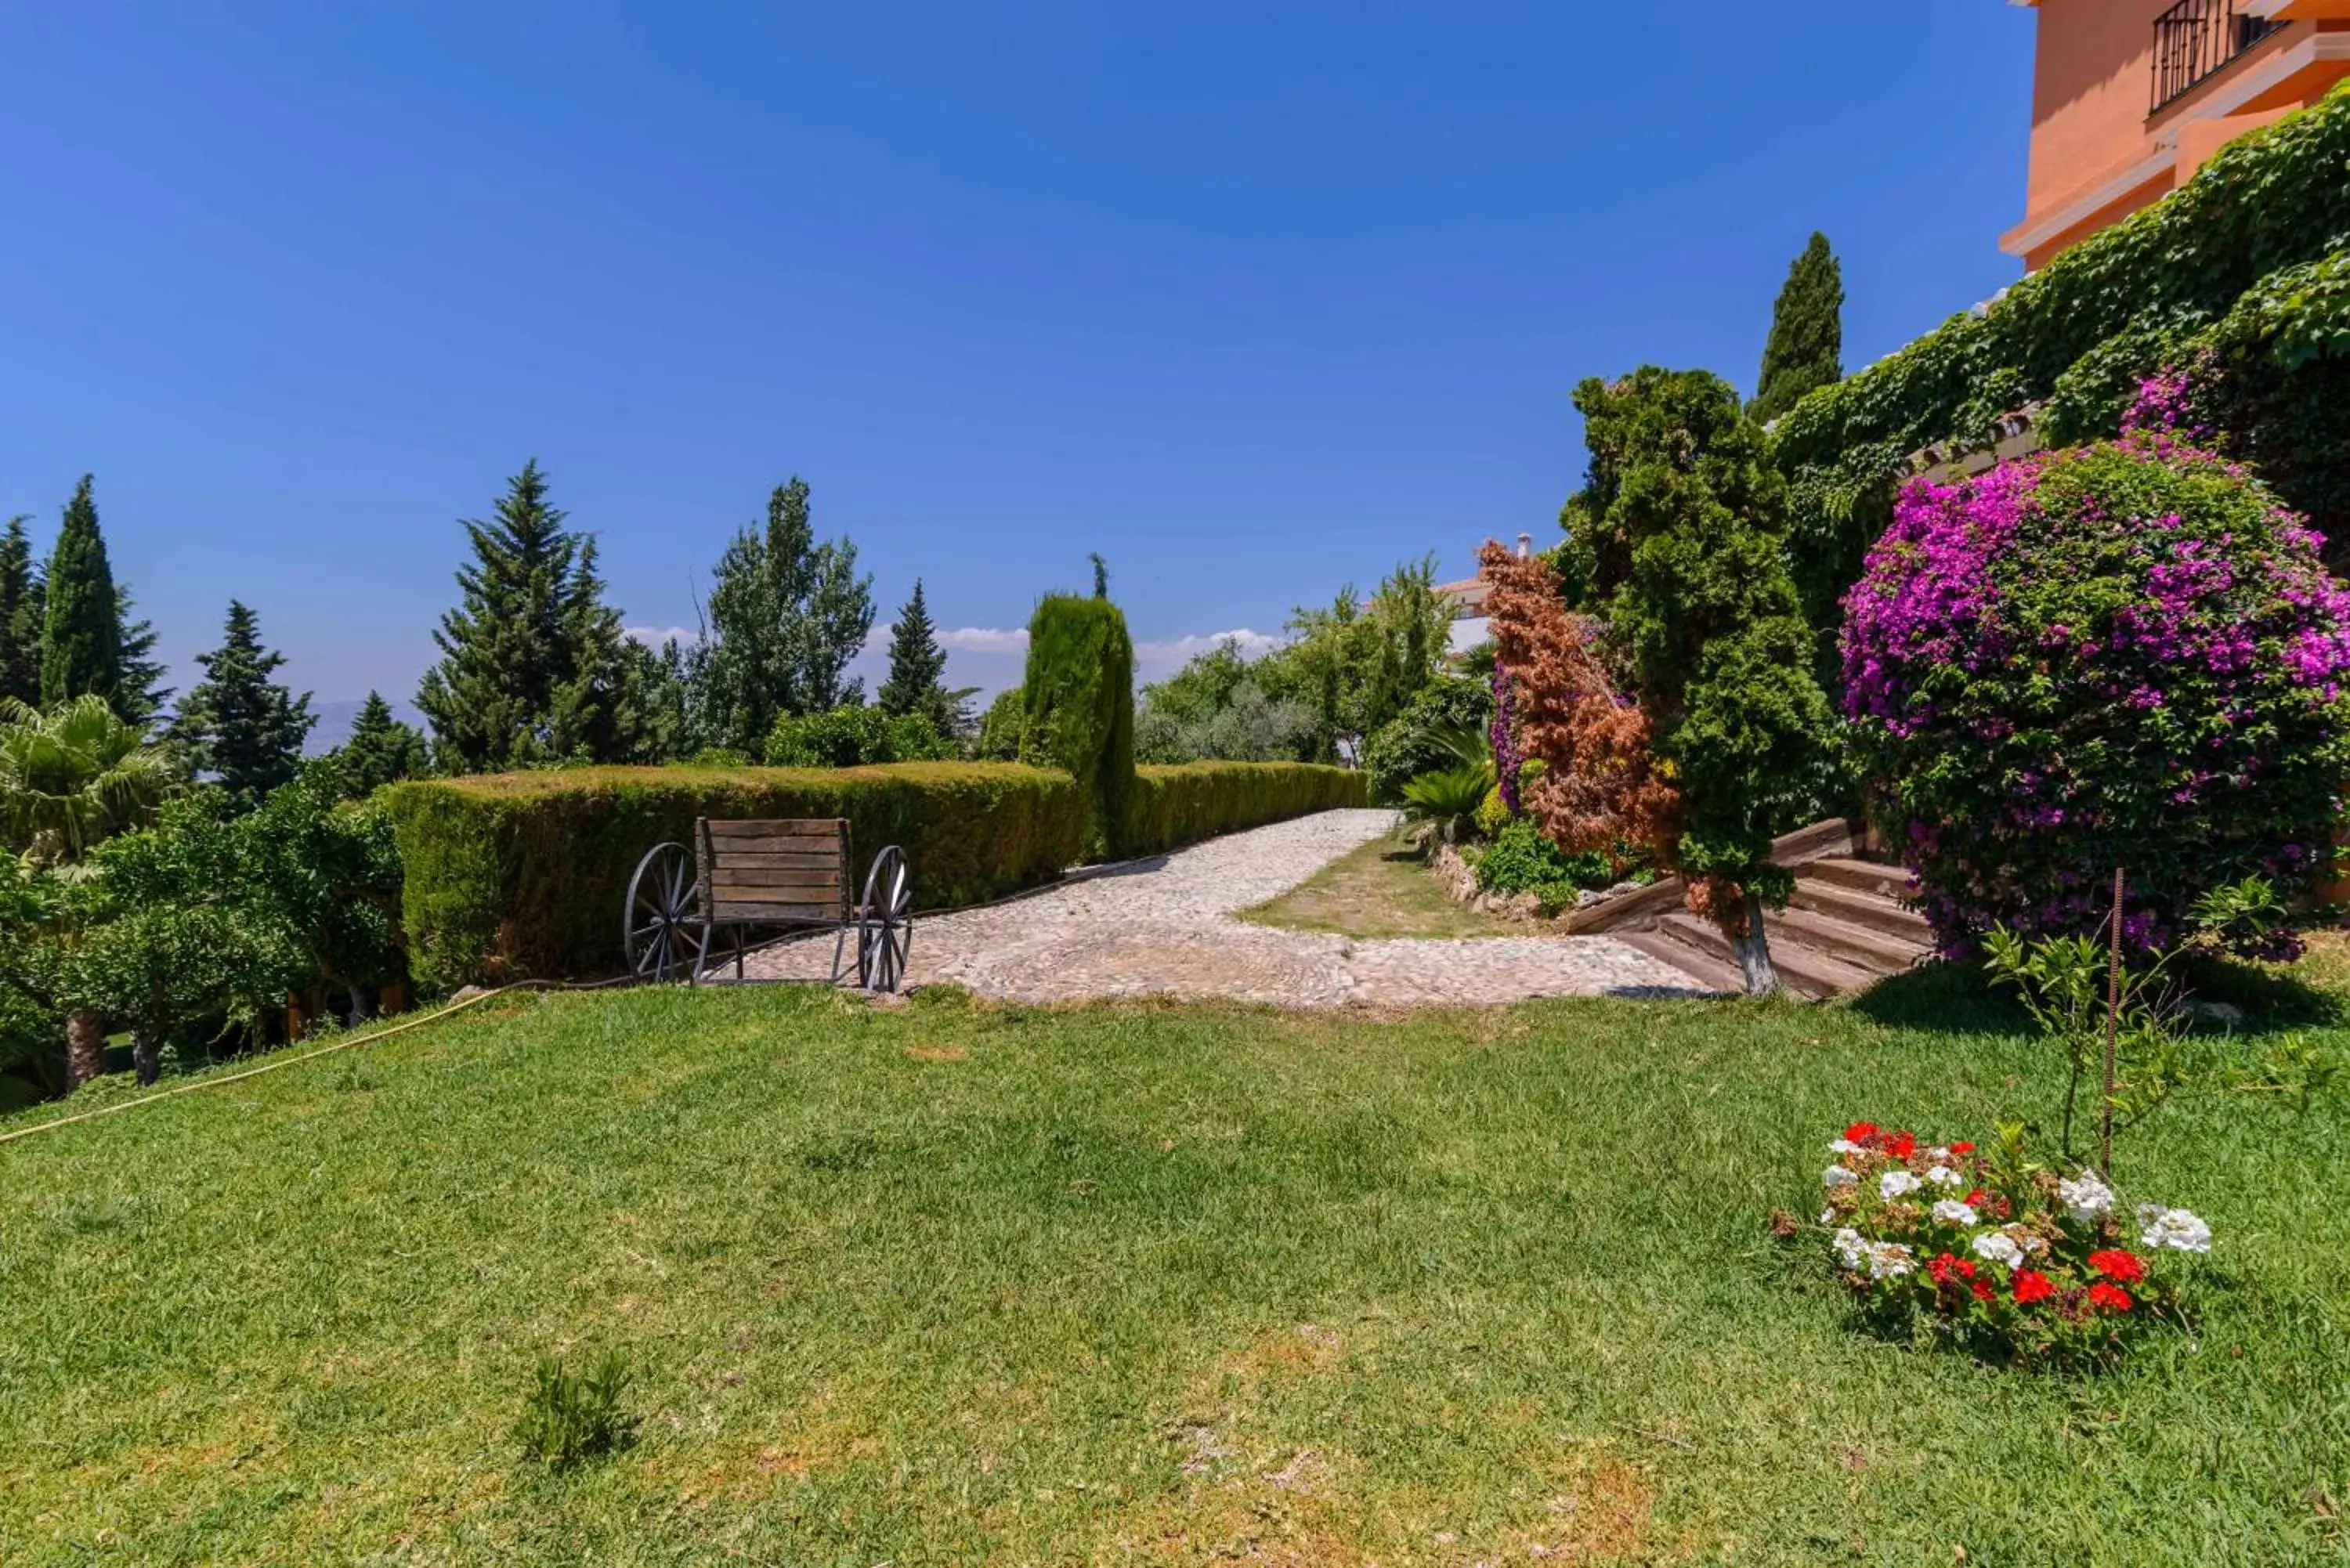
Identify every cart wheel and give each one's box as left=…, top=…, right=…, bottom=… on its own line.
left=856, top=846, right=913, bottom=993
left=624, top=842, right=706, bottom=983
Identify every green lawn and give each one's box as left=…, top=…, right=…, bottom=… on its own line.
left=2, top=966, right=2345, bottom=1563
left=1240, top=833, right=1519, bottom=939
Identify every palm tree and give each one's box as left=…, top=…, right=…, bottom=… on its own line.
left=0, top=695, right=176, bottom=866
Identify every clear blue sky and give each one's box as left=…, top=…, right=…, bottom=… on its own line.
left=0, top=2, right=2034, bottom=712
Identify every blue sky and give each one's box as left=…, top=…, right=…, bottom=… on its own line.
left=0, top=2, right=2035, bottom=714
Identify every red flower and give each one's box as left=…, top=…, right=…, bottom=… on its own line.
left=1970, top=1280, right=1995, bottom=1302
left=1950, top=1141, right=1976, bottom=1155
left=1965, top=1189, right=1987, bottom=1207
left=2087, top=1281, right=2134, bottom=1313
left=1888, top=1130, right=1918, bottom=1160
left=1929, top=1252, right=1961, bottom=1284
left=1845, top=1121, right=1880, bottom=1144
left=2013, top=1270, right=2055, bottom=1305
left=2088, top=1249, right=2145, bottom=1284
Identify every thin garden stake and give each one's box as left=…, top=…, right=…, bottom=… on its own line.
left=2102, top=865, right=2124, bottom=1179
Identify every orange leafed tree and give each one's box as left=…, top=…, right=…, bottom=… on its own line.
left=1476, top=540, right=1679, bottom=873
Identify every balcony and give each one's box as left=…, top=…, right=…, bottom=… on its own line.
left=2151, top=0, right=2288, bottom=114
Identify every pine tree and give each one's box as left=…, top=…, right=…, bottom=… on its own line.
left=39, top=477, right=123, bottom=714
left=172, top=600, right=316, bottom=811
left=1750, top=232, right=1844, bottom=426
left=877, top=579, right=954, bottom=730
left=318, top=691, right=432, bottom=799
left=114, top=587, right=171, bottom=726
left=0, top=515, right=42, bottom=706
left=415, top=461, right=653, bottom=772
left=688, top=477, right=874, bottom=753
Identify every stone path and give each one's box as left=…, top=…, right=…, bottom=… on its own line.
left=732, top=808, right=1708, bottom=1007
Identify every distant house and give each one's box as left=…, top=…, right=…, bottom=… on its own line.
left=1437, top=533, right=1529, bottom=657
left=2002, top=1, right=2350, bottom=270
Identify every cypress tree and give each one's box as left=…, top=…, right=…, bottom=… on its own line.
left=172, top=600, right=316, bottom=811
left=415, top=460, right=653, bottom=772
left=877, top=579, right=953, bottom=730
left=1750, top=232, right=1844, bottom=426
left=39, top=476, right=123, bottom=713
left=319, top=691, right=432, bottom=798
left=1021, top=593, right=1136, bottom=859
left=0, top=515, right=41, bottom=706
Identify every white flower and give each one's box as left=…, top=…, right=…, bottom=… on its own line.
left=1928, top=1145, right=1951, bottom=1162
left=1824, top=1165, right=1858, bottom=1190
left=1820, top=1207, right=1836, bottom=1225
left=1879, top=1169, right=1921, bottom=1200
left=1971, top=1230, right=2023, bottom=1267
left=1931, top=1199, right=1978, bottom=1227
left=2138, top=1205, right=2213, bottom=1254
left=1829, top=1137, right=1866, bottom=1155
left=1925, top=1165, right=1964, bottom=1188
left=2019, top=1231, right=2048, bottom=1255
left=1866, top=1241, right=1915, bottom=1280
left=1831, top=1227, right=1869, bottom=1272
left=2059, top=1170, right=2115, bottom=1223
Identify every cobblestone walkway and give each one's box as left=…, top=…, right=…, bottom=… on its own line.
left=733, top=809, right=1706, bottom=1007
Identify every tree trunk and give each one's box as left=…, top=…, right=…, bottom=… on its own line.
left=132, top=1027, right=161, bottom=1086
left=64, top=1009, right=107, bottom=1090
left=1730, top=891, right=1781, bottom=997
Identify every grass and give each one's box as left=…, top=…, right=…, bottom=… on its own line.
left=0, top=963, right=2346, bottom=1563
left=1240, top=833, right=1518, bottom=939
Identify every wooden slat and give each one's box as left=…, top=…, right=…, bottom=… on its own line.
left=706, top=819, right=845, bottom=840
left=708, top=900, right=843, bottom=922
left=706, top=849, right=845, bottom=873
left=711, top=869, right=844, bottom=894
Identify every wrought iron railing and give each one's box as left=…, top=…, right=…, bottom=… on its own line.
left=2150, top=0, right=2287, bottom=114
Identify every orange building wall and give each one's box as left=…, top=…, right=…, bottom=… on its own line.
left=2023, top=0, right=2180, bottom=221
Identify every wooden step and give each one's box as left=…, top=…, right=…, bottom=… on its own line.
left=1653, top=911, right=1881, bottom=1001
left=1770, top=816, right=1862, bottom=866
left=1786, top=877, right=1934, bottom=943
left=1802, top=856, right=1916, bottom=899
left=1616, top=928, right=1745, bottom=995
left=1762, top=905, right=1930, bottom=977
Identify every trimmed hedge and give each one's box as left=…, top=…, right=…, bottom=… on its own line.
left=1126, top=763, right=1367, bottom=857
left=1773, top=81, right=2350, bottom=621
left=385, top=763, right=1084, bottom=988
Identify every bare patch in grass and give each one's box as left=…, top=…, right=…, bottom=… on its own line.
left=1240, top=836, right=1520, bottom=941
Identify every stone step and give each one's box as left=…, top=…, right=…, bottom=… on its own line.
left=1652, top=911, right=1880, bottom=1002
left=1762, top=904, right=1931, bottom=977
left=1616, top=927, right=1746, bottom=995
left=1802, top=856, right=1917, bottom=900
left=1786, top=876, right=1934, bottom=943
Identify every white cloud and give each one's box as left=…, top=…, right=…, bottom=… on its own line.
left=1133, top=627, right=1285, bottom=663
left=938, top=627, right=1030, bottom=654
left=627, top=625, right=700, bottom=648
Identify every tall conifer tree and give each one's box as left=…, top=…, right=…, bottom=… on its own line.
left=39, top=477, right=122, bottom=713
left=877, top=579, right=955, bottom=731
left=1750, top=232, right=1845, bottom=425
left=317, top=691, right=432, bottom=799
left=172, top=600, right=316, bottom=811
left=415, top=460, right=654, bottom=772
left=0, top=515, right=41, bottom=706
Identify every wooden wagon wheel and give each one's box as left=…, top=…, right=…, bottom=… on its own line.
left=855, top=845, right=913, bottom=993
left=624, top=841, right=706, bottom=984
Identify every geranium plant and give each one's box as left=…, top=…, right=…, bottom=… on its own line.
left=1804, top=1121, right=2211, bottom=1366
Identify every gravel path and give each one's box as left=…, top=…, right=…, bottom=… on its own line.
left=732, top=808, right=1705, bottom=1007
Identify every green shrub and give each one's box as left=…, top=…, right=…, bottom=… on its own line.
left=385, top=763, right=1085, bottom=988
left=1020, top=595, right=1135, bottom=858
left=1474, top=821, right=1619, bottom=913
left=1125, top=763, right=1367, bottom=858
left=1360, top=677, right=1492, bottom=803
left=513, top=1351, right=635, bottom=1470
left=764, top=706, right=953, bottom=768
left=1774, top=81, right=2350, bottom=621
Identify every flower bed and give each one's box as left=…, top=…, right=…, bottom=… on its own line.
left=1807, top=1121, right=2211, bottom=1366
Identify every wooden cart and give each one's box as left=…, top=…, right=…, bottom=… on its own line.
left=622, top=818, right=912, bottom=990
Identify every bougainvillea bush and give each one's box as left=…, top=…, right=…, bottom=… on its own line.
left=1840, top=427, right=2350, bottom=956
left=1812, top=1122, right=2211, bottom=1366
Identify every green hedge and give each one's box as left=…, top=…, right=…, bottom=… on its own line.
left=385, top=763, right=1085, bottom=988
left=1126, top=763, right=1367, bottom=857
left=1773, top=80, right=2350, bottom=621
